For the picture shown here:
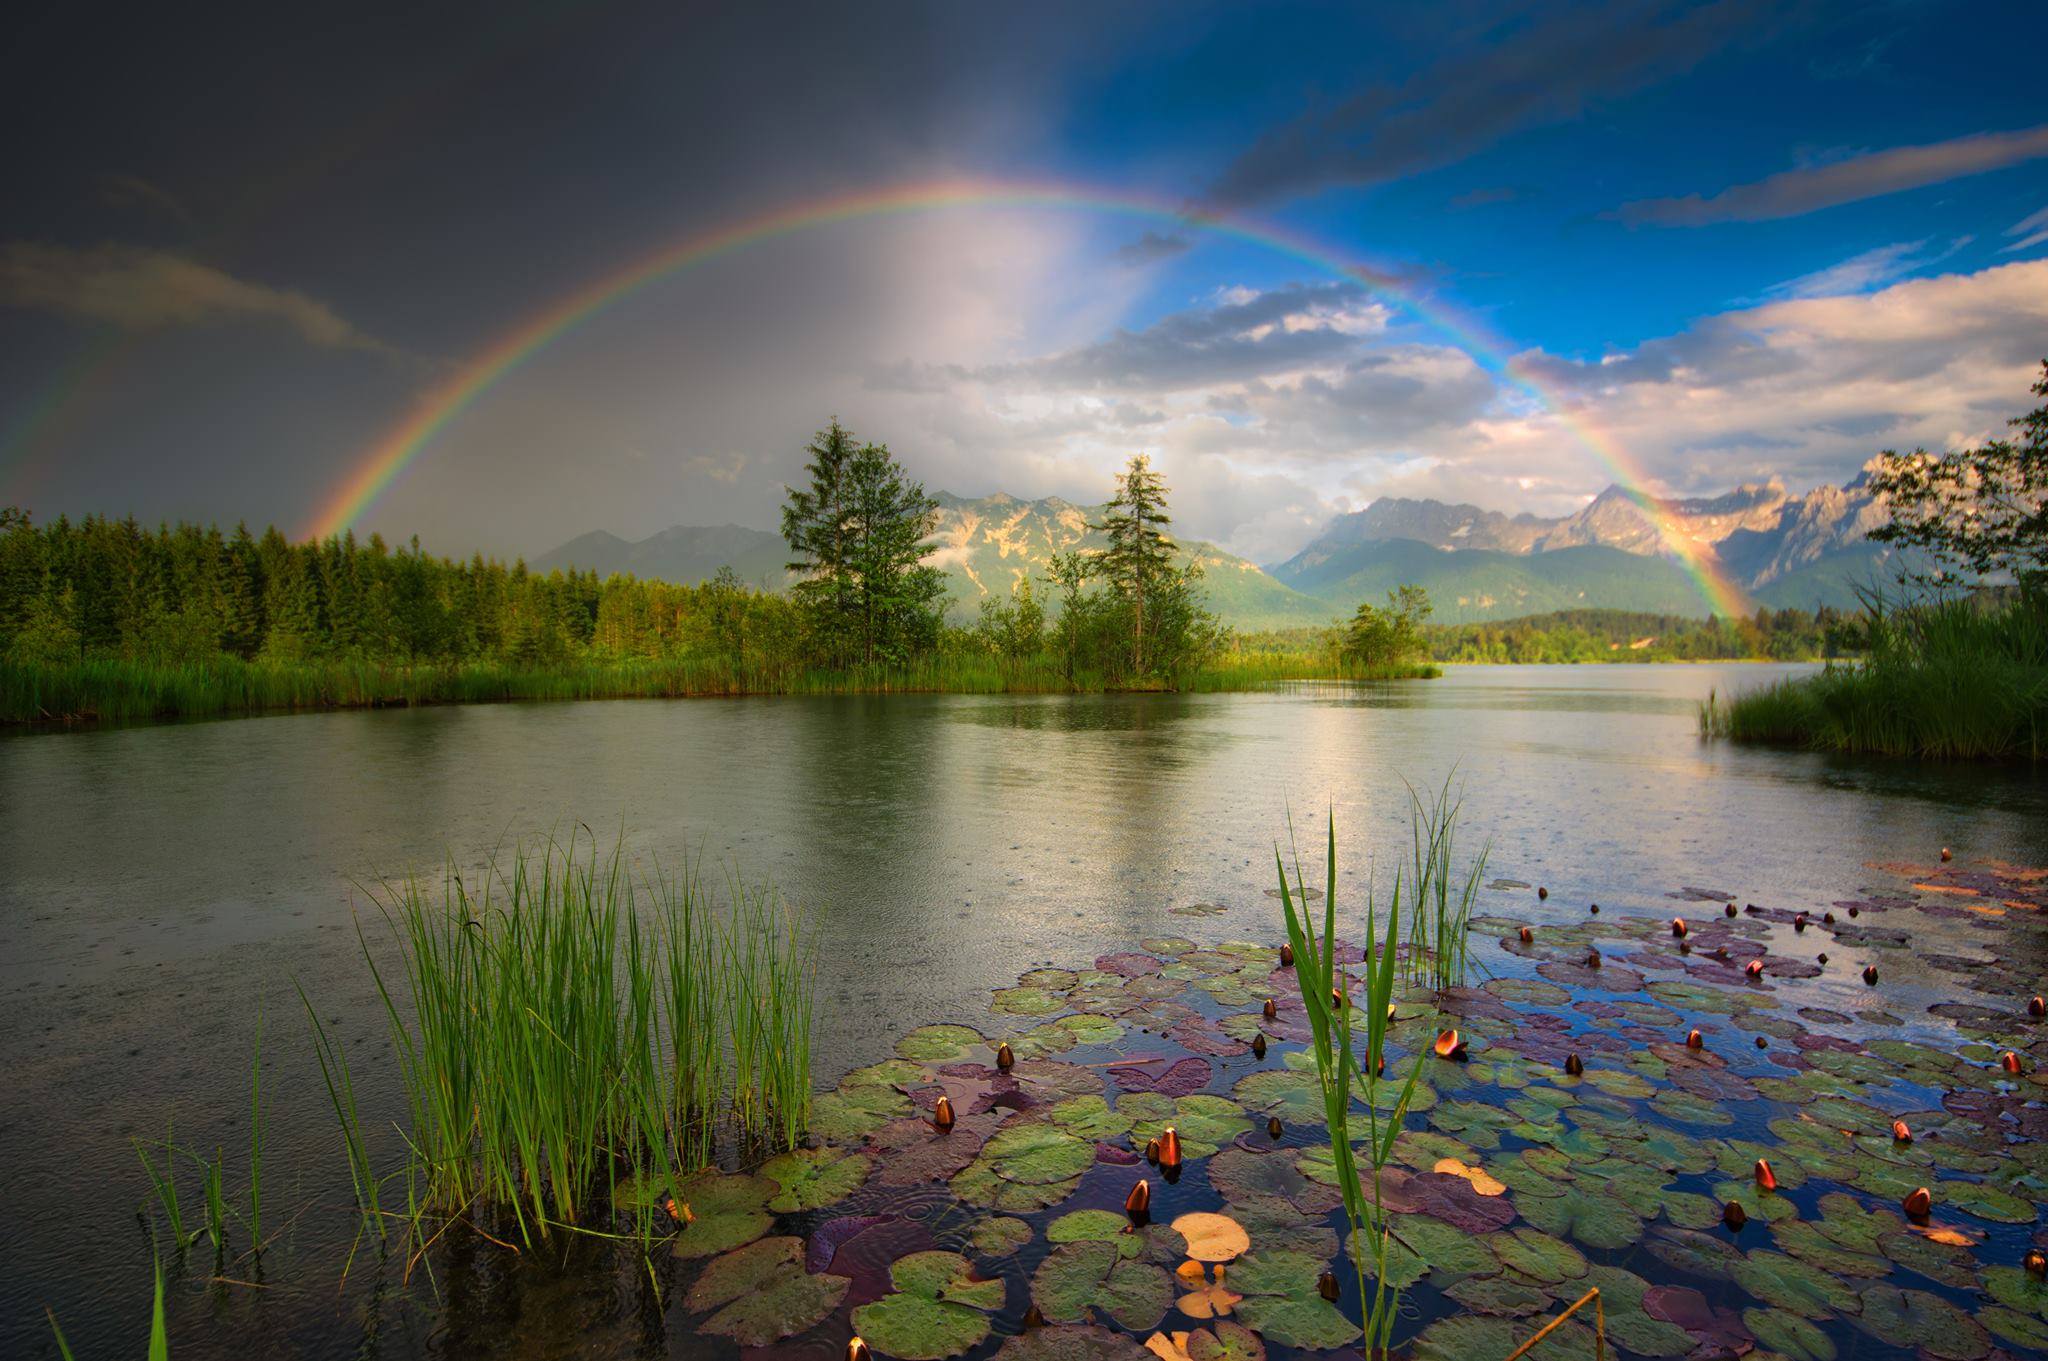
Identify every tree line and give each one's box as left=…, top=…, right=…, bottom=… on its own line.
left=0, top=423, right=1225, bottom=691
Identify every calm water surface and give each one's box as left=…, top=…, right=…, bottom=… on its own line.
left=3, top=664, right=2044, bottom=1357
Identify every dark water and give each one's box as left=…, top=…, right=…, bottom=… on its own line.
left=3, top=664, right=2045, bottom=1359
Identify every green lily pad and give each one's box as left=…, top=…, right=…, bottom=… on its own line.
left=951, top=1159, right=1082, bottom=1212
left=1516, top=1187, right=1643, bottom=1251
left=1982, top=1264, right=2048, bottom=1316
left=1488, top=1228, right=1587, bottom=1285
left=1051, top=1096, right=1136, bottom=1142
left=1030, top=1240, right=1173, bottom=1331
left=1383, top=1215, right=1499, bottom=1280
left=1411, top=1315, right=1599, bottom=1361
left=1049, top=1210, right=1142, bottom=1254
left=1743, top=1306, right=1836, bottom=1361
left=971, top=1216, right=1033, bottom=1257
left=685, top=1236, right=852, bottom=1345
left=1853, top=1284, right=1990, bottom=1359
left=993, top=1326, right=1150, bottom=1361
left=898, top=1025, right=986, bottom=1062
left=1228, top=1250, right=1363, bottom=1350
left=1941, top=1179, right=2037, bottom=1223
left=670, top=1171, right=776, bottom=1259
left=1584, top=1266, right=1693, bottom=1358
left=1233, top=1070, right=1327, bottom=1125
left=1876, top=1230, right=1978, bottom=1288
left=1731, top=1249, right=1860, bottom=1319
left=1983, top=1306, right=2048, bottom=1351
left=812, top=1090, right=895, bottom=1142
left=1188, top=1319, right=1266, bottom=1361
left=1126, top=1094, right=1251, bottom=1160
left=1224, top=1194, right=1338, bottom=1260
left=984, top=1123, right=1097, bottom=1184
left=995, top=986, right=1068, bottom=1016
left=853, top=1251, right=1006, bottom=1360
left=1770, top=1220, right=1889, bottom=1277
left=1642, top=1228, right=1741, bottom=1281
left=761, top=1146, right=871, bottom=1212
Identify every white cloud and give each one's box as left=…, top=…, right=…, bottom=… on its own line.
left=1760, top=237, right=1969, bottom=300
left=2002, top=205, right=2048, bottom=254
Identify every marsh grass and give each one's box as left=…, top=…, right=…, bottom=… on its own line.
left=1, top=649, right=1439, bottom=725
left=358, top=834, right=814, bottom=1247
left=1401, top=777, right=1489, bottom=991
left=1701, top=588, right=2048, bottom=759
left=1275, top=811, right=1438, bottom=1359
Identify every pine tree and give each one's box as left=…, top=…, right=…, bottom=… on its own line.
left=1094, top=454, right=1176, bottom=674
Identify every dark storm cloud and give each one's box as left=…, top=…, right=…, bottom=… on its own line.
left=1618, top=125, right=2048, bottom=225
left=1209, top=0, right=1781, bottom=206
left=1112, top=230, right=1194, bottom=266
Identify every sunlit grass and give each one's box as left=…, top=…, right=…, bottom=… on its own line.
left=1701, top=589, right=2048, bottom=759
left=356, top=833, right=814, bottom=1246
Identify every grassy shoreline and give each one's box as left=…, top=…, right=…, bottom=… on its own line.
left=0, top=653, right=1442, bottom=727
left=1700, top=591, right=2047, bottom=760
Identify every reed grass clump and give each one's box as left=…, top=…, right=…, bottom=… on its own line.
left=1274, top=811, right=1439, bottom=1359
left=358, top=835, right=813, bottom=1244
left=1700, top=589, right=2048, bottom=760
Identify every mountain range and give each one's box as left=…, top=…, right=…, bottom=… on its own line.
left=532, top=471, right=1901, bottom=627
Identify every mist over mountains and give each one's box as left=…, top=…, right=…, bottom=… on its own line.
left=534, top=471, right=1899, bottom=627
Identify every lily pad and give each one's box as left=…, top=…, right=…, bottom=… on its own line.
left=1516, top=1186, right=1643, bottom=1250
left=1743, top=1306, right=1837, bottom=1361
left=1050, top=1210, right=1145, bottom=1255
left=1853, top=1284, right=1990, bottom=1359
left=1227, top=1251, right=1363, bottom=1350
left=1032, top=1240, right=1174, bottom=1331
left=1003, top=1328, right=1151, bottom=1361
left=984, top=1122, right=1097, bottom=1184
left=996, top=986, right=1069, bottom=1016
left=1126, top=1094, right=1252, bottom=1160
left=1390, top=1215, right=1501, bottom=1280
left=899, top=1025, right=987, bottom=1062
left=1411, top=1315, right=1598, bottom=1361
left=1052, top=1095, right=1137, bottom=1142
left=1233, top=1070, right=1327, bottom=1125
left=685, top=1236, right=851, bottom=1345
left=1487, top=1227, right=1587, bottom=1285
left=854, top=1251, right=1006, bottom=1360
left=1730, top=1249, right=1859, bottom=1319
left=1982, top=1264, right=2048, bottom=1316
left=970, top=1216, right=1033, bottom=1258
left=670, top=1171, right=777, bottom=1259
left=761, top=1145, right=872, bottom=1212
left=1444, top=1276, right=1549, bottom=1316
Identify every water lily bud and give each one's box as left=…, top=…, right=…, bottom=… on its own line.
left=1722, top=1201, right=1747, bottom=1230
left=2030, top=995, right=2045, bottom=1017
left=1433, top=1028, right=1466, bottom=1060
left=1823, top=911, right=1835, bottom=924
left=1375, top=1054, right=1386, bottom=1078
left=1251, top=1033, right=1268, bottom=1059
left=1755, top=1035, right=1767, bottom=1050
left=1940, top=847, right=1952, bottom=862
left=1816, top=952, right=1829, bottom=966
left=1159, top=1126, right=1182, bottom=1169
left=1145, top=1137, right=1161, bottom=1163
left=1279, top=943, right=1294, bottom=967
left=848, top=1338, right=874, bottom=1361
left=2024, top=1249, right=2047, bottom=1280
left=1892, top=1119, right=1912, bottom=1144
left=1671, top=917, right=1689, bottom=938
left=1585, top=949, right=1602, bottom=969
left=933, top=1095, right=956, bottom=1131
left=1519, top=926, right=1534, bottom=943
left=1754, top=1159, right=1777, bottom=1191
left=1125, top=1179, right=1151, bottom=1217
left=1725, top=903, right=1737, bottom=918
left=1848, top=905, right=1859, bottom=918
left=1537, top=887, right=1548, bottom=900
left=1564, top=1054, right=1584, bottom=1076
left=1268, top=1116, right=1284, bottom=1138
left=1794, top=913, right=1807, bottom=932
left=995, top=1042, right=1015, bottom=1070
left=665, top=1196, right=693, bottom=1224
left=1589, top=903, right=1599, bottom=915
left=1678, top=940, right=1691, bottom=955
left=1903, top=1186, right=1932, bottom=1219
left=1317, top=1270, right=1341, bottom=1301
left=1387, top=1003, right=1399, bottom=1022
left=1263, top=998, right=1278, bottom=1020
left=1330, top=987, right=1346, bottom=1011
left=1862, top=966, right=1878, bottom=985
left=1686, top=1028, right=1704, bottom=1051
left=1745, top=959, right=1764, bottom=979
left=2001, top=1051, right=2023, bottom=1075
left=1022, top=1306, right=1047, bottom=1330
left=1711, top=946, right=1729, bottom=962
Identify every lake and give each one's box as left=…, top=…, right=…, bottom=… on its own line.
left=4, top=664, right=2045, bottom=1359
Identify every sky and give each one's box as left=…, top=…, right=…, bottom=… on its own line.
left=3, top=0, right=2046, bottom=566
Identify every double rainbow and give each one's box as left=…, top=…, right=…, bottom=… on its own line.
left=304, top=178, right=1750, bottom=617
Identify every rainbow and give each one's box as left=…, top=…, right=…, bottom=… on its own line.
left=305, top=178, right=1751, bottom=617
